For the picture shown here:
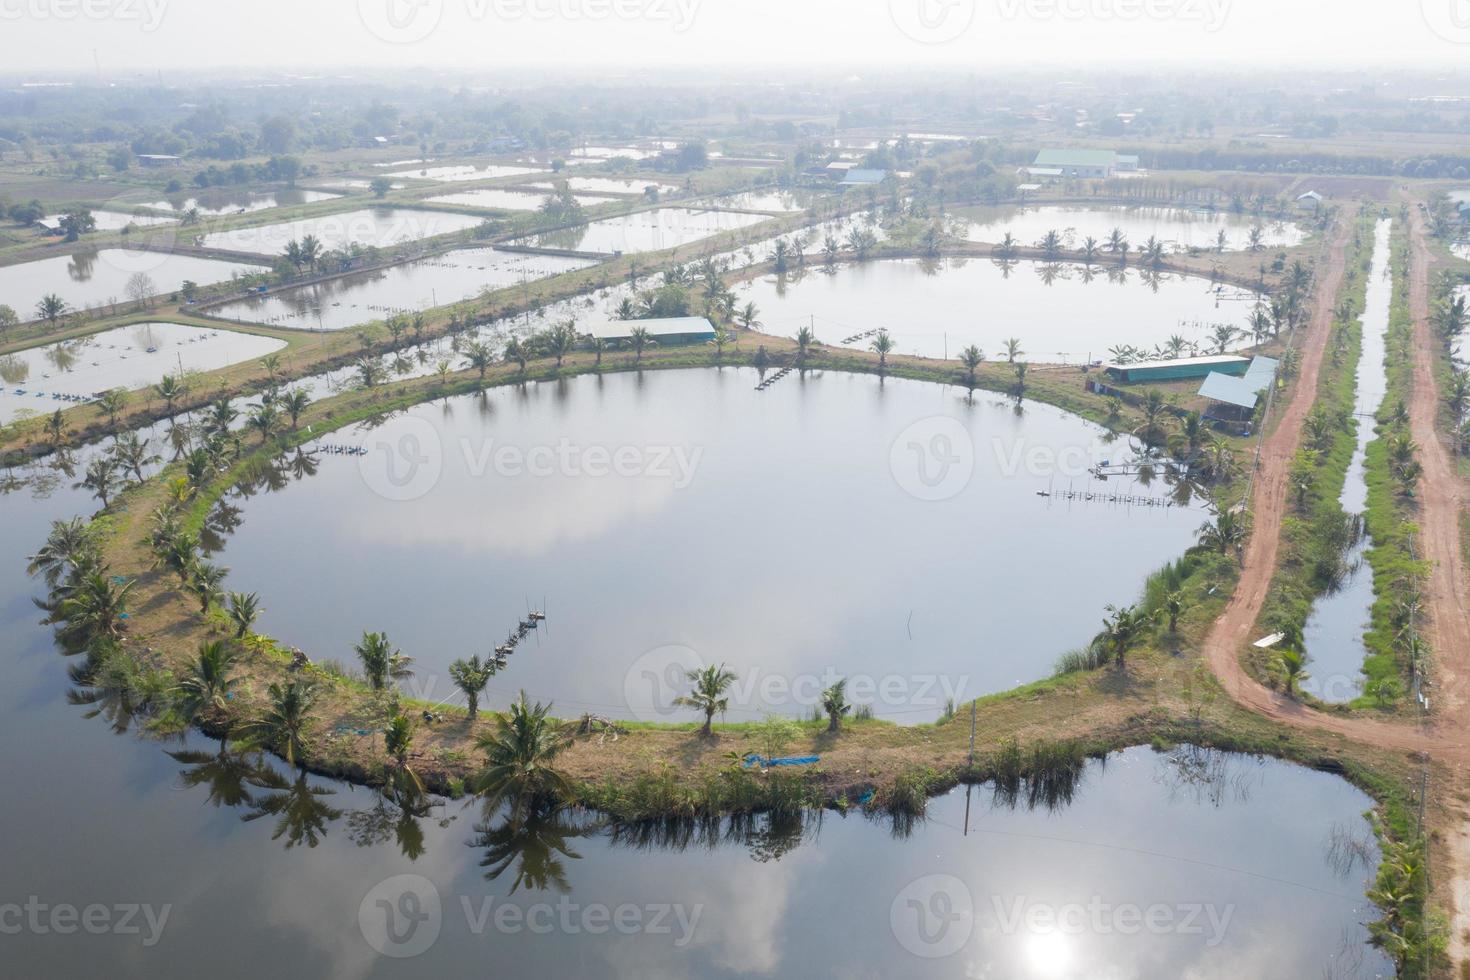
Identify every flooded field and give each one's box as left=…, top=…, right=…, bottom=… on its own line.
left=211, top=369, right=1202, bottom=720
left=959, top=204, right=1307, bottom=252
left=523, top=176, right=680, bottom=196
left=206, top=248, right=598, bottom=330
left=735, top=256, right=1256, bottom=362
left=694, top=189, right=820, bottom=213
left=0, top=248, right=265, bottom=319
left=45, top=210, right=178, bottom=231
left=198, top=208, right=486, bottom=256
left=1302, top=219, right=1392, bottom=703
left=0, top=321, right=283, bottom=422
left=423, top=187, right=609, bottom=211
left=386, top=163, right=548, bottom=183
left=512, top=207, right=769, bottom=254
left=136, top=188, right=342, bottom=216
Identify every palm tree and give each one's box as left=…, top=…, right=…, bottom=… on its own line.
left=1161, top=590, right=1187, bottom=633
left=1276, top=649, right=1309, bottom=699
left=1105, top=227, right=1127, bottom=255
left=674, top=663, right=737, bottom=735
left=589, top=337, right=607, bottom=367
left=187, top=560, right=229, bottom=614
left=869, top=329, right=895, bottom=372
left=112, top=433, right=159, bottom=483
left=1246, top=225, right=1264, bottom=252
left=36, top=293, right=67, bottom=325
left=473, top=691, right=574, bottom=824
left=280, top=389, right=311, bottom=429
left=154, top=375, right=185, bottom=416
left=821, top=679, right=851, bottom=733
left=504, top=337, right=529, bottom=376
left=464, top=340, right=494, bottom=383
left=794, top=325, right=816, bottom=366
left=76, top=457, right=120, bottom=507
left=1038, top=229, right=1062, bottom=261
left=97, top=388, right=127, bottom=427
left=56, top=572, right=134, bottom=639
left=174, top=639, right=239, bottom=727
left=45, top=408, right=65, bottom=446
left=244, top=679, right=318, bottom=768
left=1081, top=236, right=1099, bottom=264
left=1003, top=337, right=1023, bottom=363
left=27, top=517, right=97, bottom=587
left=247, top=403, right=280, bottom=443
left=958, top=345, right=984, bottom=385
left=355, top=631, right=398, bottom=691
left=450, top=655, right=497, bottom=721
left=1097, top=603, right=1152, bottom=668
left=547, top=320, right=578, bottom=369
left=708, top=324, right=730, bottom=362
left=1134, top=389, right=1170, bottom=445
left=629, top=326, right=656, bottom=364
left=1197, top=509, right=1249, bottom=561
left=227, top=591, right=262, bottom=638
left=737, top=302, right=761, bottom=331
left=383, top=714, right=426, bottom=804
left=614, top=298, right=637, bottom=321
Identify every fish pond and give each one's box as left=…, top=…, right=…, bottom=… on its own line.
left=205, top=248, right=598, bottom=331
left=136, top=188, right=343, bottom=216
left=958, top=204, right=1307, bottom=253
left=0, top=248, right=265, bottom=319
left=511, top=207, right=769, bottom=255
left=198, top=208, right=486, bottom=256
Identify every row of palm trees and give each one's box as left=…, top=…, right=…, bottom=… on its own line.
left=673, top=663, right=854, bottom=736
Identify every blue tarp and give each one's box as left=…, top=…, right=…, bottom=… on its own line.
left=742, top=754, right=820, bottom=768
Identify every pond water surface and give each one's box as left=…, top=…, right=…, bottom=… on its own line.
left=136, top=188, right=343, bottom=216
left=959, top=204, right=1306, bottom=252
left=387, top=164, right=548, bottom=183
left=205, top=248, right=598, bottom=331
left=0, top=249, right=265, bottom=319
left=199, top=208, right=486, bottom=256
left=0, top=321, right=284, bottom=422
left=512, top=207, right=769, bottom=255
left=423, top=188, right=610, bottom=211
left=211, top=369, right=1201, bottom=722
left=735, top=257, right=1257, bottom=362
left=523, top=177, right=680, bottom=196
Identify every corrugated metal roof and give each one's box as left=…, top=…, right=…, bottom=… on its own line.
left=1102, top=354, right=1248, bottom=373
left=1033, top=149, right=1118, bottom=168
left=1198, top=357, right=1278, bottom=410
left=586, top=316, right=715, bottom=340
left=840, top=169, right=888, bottom=185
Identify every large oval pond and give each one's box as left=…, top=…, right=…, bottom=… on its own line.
left=210, top=369, right=1202, bottom=722
left=734, top=257, right=1258, bottom=363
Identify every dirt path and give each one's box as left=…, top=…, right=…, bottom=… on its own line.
left=1405, top=205, right=1470, bottom=966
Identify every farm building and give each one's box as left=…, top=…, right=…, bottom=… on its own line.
left=1296, top=191, right=1324, bottom=211
left=1101, top=354, right=1249, bottom=384
left=840, top=168, right=888, bottom=186
left=1198, top=356, right=1280, bottom=421
left=1028, top=149, right=1127, bottom=179
left=136, top=154, right=181, bottom=168
left=586, top=316, right=716, bottom=346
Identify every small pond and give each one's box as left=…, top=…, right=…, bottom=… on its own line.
left=206, top=248, right=598, bottom=331
left=959, top=204, right=1306, bottom=252
left=511, top=207, right=769, bottom=255
left=198, top=208, right=486, bottom=256
left=423, top=188, right=610, bottom=211
left=386, top=164, right=549, bottom=183
left=136, top=188, right=343, bottom=216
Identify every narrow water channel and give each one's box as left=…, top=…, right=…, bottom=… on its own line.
left=1301, top=218, right=1391, bottom=703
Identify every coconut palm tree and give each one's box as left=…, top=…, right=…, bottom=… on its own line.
left=1161, top=590, right=1187, bottom=633
left=794, top=325, right=816, bottom=366
left=1276, top=649, right=1309, bottom=699
left=174, top=639, right=239, bottom=729
left=227, top=591, right=262, bottom=639
left=383, top=714, right=426, bottom=804
left=1134, top=389, right=1170, bottom=445
left=1246, top=225, right=1265, bottom=252
left=280, top=389, right=311, bottom=429
left=27, top=517, right=97, bottom=587
left=450, top=655, right=497, bottom=722
left=75, top=457, right=120, bottom=507
left=708, top=324, right=730, bottom=362
left=504, top=337, right=530, bottom=376
left=1038, top=229, right=1062, bottom=261
left=1105, top=227, right=1127, bottom=255
left=473, top=691, right=574, bottom=824
left=628, top=326, right=655, bottom=365
left=674, top=663, right=737, bottom=735
left=1197, top=509, right=1249, bottom=560
left=547, top=320, right=578, bottom=369
left=1003, top=337, right=1023, bottom=363
left=1081, top=236, right=1099, bottom=264
left=187, top=560, right=229, bottom=614
left=36, top=293, right=67, bottom=325
left=243, top=679, right=318, bottom=768
left=958, top=345, right=984, bottom=385
left=111, top=433, right=159, bottom=484
left=154, top=374, right=185, bottom=416
left=56, top=572, right=134, bottom=640
left=464, top=340, right=494, bottom=383
left=355, top=631, right=399, bottom=691
left=1097, top=603, right=1152, bottom=669
left=995, top=231, right=1019, bottom=259
left=870, top=329, right=895, bottom=372
left=821, top=679, right=851, bottom=733
left=97, top=388, right=127, bottom=427
left=737, top=302, right=761, bottom=330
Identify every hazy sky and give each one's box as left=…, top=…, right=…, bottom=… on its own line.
left=3, top=0, right=1470, bottom=75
